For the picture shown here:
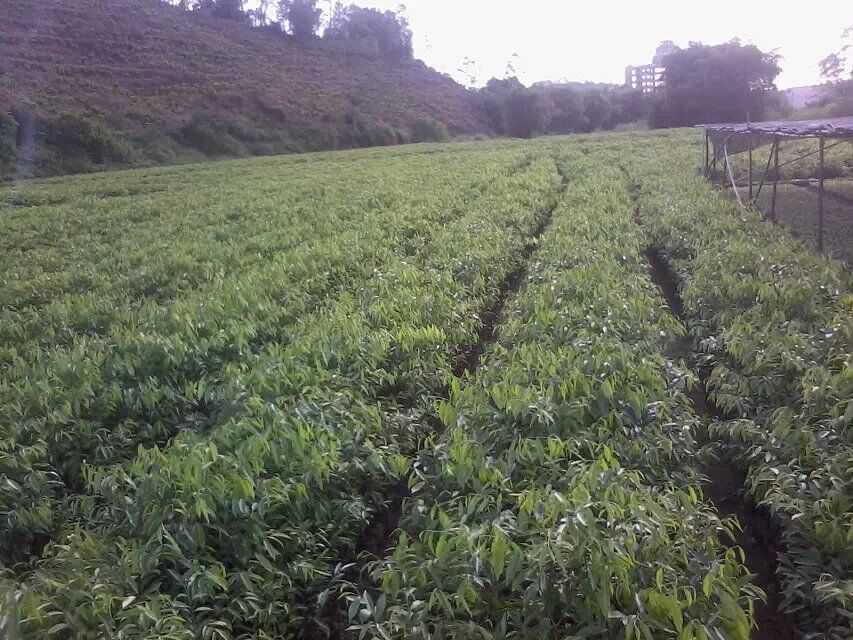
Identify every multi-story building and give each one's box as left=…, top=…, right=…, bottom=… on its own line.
left=625, top=41, right=678, bottom=93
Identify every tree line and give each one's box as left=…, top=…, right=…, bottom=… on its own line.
left=818, top=26, right=853, bottom=117
left=478, top=78, right=648, bottom=138
left=156, top=5, right=853, bottom=138
left=165, top=0, right=413, bottom=60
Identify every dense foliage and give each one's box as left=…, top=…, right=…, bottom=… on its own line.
left=479, top=80, right=648, bottom=139
left=629, top=132, right=853, bottom=637
left=325, top=5, right=414, bottom=61
left=276, top=0, right=322, bottom=42
left=348, top=144, right=756, bottom=639
left=1, top=131, right=851, bottom=639
left=650, top=41, right=781, bottom=127
left=818, top=26, right=853, bottom=117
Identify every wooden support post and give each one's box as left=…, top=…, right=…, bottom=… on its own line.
left=704, top=130, right=710, bottom=177
left=748, top=138, right=754, bottom=201
left=818, top=137, right=825, bottom=253
left=770, top=138, right=779, bottom=223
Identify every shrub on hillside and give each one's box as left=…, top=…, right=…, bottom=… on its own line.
left=338, top=111, right=405, bottom=148
left=45, top=114, right=131, bottom=164
left=410, top=118, right=449, bottom=143
left=0, top=112, right=17, bottom=171
left=178, top=113, right=246, bottom=156
left=363, top=123, right=399, bottom=147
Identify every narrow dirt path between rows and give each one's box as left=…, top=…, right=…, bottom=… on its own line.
left=624, top=172, right=798, bottom=640
left=644, top=247, right=796, bottom=640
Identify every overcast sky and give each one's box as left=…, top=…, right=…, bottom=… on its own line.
left=262, top=1, right=851, bottom=89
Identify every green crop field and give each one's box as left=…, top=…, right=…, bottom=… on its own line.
left=1, top=131, right=852, bottom=640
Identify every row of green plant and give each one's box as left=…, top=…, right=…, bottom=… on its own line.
left=1, top=145, right=516, bottom=349
left=342, top=147, right=758, bottom=639
left=630, top=131, right=853, bottom=638
left=0, top=146, right=561, bottom=638
left=0, top=143, right=542, bottom=559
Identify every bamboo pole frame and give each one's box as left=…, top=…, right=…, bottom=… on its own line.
left=771, top=138, right=779, bottom=223
left=818, top=137, right=825, bottom=253
left=699, top=124, right=853, bottom=255
left=748, top=139, right=754, bottom=201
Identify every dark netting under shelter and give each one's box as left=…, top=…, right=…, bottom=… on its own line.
left=699, top=117, right=853, bottom=260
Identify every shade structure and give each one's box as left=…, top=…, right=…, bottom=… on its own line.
left=699, top=117, right=853, bottom=155
left=697, top=117, right=853, bottom=254
left=699, top=116, right=853, bottom=139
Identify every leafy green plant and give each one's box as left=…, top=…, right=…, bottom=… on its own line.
left=4, top=129, right=846, bottom=639
left=410, top=118, right=450, bottom=143
left=630, top=130, right=853, bottom=635
left=0, top=142, right=565, bottom=637
left=342, top=149, right=756, bottom=640
left=0, top=111, right=17, bottom=171
left=44, top=114, right=132, bottom=165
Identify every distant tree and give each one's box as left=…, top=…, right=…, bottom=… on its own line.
left=820, top=26, right=852, bottom=81
left=458, top=56, right=479, bottom=88
left=582, top=90, right=613, bottom=131
left=195, top=0, right=246, bottom=19
left=249, top=0, right=272, bottom=26
left=479, top=79, right=648, bottom=138
left=278, top=0, right=322, bottom=41
left=504, top=89, right=552, bottom=138
left=610, top=87, right=648, bottom=124
left=504, top=53, right=520, bottom=80
left=480, top=77, right=525, bottom=133
left=651, top=41, right=781, bottom=127
left=819, top=26, right=853, bottom=116
left=547, top=87, right=586, bottom=133
left=325, top=5, right=413, bottom=60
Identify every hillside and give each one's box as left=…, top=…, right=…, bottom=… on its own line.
left=0, top=0, right=490, bottom=177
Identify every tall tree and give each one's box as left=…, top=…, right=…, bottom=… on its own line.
left=278, top=0, right=322, bottom=41
left=651, top=41, right=781, bottom=127
left=820, top=26, right=852, bottom=81
left=250, top=0, right=272, bottom=26
left=819, top=26, right=853, bottom=117
left=547, top=87, right=586, bottom=133
left=325, top=5, right=413, bottom=60
left=196, top=0, right=246, bottom=19
left=457, top=57, right=479, bottom=88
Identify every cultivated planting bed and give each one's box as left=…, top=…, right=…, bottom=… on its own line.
left=1, top=132, right=851, bottom=640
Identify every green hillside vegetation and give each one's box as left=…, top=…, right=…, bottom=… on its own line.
left=0, top=0, right=483, bottom=178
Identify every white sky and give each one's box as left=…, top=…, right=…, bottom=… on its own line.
left=261, top=1, right=851, bottom=89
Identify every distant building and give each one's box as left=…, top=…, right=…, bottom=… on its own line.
left=625, top=41, right=678, bottom=93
